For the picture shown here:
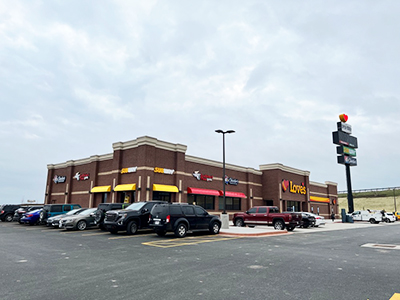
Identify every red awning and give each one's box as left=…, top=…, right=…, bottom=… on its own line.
left=187, top=187, right=220, bottom=196
left=219, top=191, right=247, bottom=198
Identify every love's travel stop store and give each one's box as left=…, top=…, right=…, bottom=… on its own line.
left=46, top=136, right=338, bottom=217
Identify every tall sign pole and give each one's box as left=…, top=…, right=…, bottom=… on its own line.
left=332, top=114, right=358, bottom=213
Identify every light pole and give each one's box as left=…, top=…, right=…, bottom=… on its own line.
left=215, top=129, right=235, bottom=229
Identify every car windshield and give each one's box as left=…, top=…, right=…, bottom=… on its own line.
left=78, top=208, right=97, bottom=215
left=126, top=202, right=146, bottom=211
left=66, top=209, right=82, bottom=215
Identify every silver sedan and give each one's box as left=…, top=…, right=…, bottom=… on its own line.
left=59, top=208, right=98, bottom=231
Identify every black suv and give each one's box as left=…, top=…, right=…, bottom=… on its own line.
left=94, top=203, right=130, bottom=230
left=104, top=201, right=167, bottom=234
left=149, top=203, right=222, bottom=238
left=0, top=204, right=21, bottom=222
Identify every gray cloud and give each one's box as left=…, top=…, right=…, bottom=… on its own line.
left=1, top=0, right=400, bottom=203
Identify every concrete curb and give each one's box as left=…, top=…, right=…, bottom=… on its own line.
left=219, top=229, right=290, bottom=237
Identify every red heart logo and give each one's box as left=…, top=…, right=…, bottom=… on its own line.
left=339, top=114, right=348, bottom=123
left=282, top=180, right=289, bottom=192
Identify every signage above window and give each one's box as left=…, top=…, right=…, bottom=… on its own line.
left=121, top=167, right=137, bottom=174
left=282, top=179, right=306, bottom=195
left=154, top=167, right=174, bottom=175
left=73, top=172, right=90, bottom=181
left=225, top=175, right=239, bottom=185
left=53, top=175, right=66, bottom=184
left=193, top=171, right=213, bottom=182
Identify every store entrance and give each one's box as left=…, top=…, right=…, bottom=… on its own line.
left=119, top=191, right=134, bottom=204
left=286, top=200, right=301, bottom=212
left=153, top=191, right=171, bottom=202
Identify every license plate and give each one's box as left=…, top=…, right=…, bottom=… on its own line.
left=155, top=221, right=160, bottom=225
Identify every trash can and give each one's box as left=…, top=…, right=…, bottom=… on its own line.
left=346, top=215, right=354, bottom=223
left=341, top=209, right=347, bottom=223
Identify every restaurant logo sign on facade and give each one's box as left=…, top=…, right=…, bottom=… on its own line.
left=73, top=172, right=90, bottom=181
left=225, top=175, right=239, bottom=185
left=121, top=167, right=137, bottom=174
left=192, top=171, right=213, bottom=182
left=282, top=179, right=306, bottom=195
left=53, top=175, right=66, bottom=184
left=154, top=167, right=175, bottom=175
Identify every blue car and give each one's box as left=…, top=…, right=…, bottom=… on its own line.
left=21, top=209, right=42, bottom=225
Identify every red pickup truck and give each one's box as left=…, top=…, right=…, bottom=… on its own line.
left=232, top=206, right=302, bottom=231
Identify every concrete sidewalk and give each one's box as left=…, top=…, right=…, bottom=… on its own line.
left=219, top=220, right=400, bottom=237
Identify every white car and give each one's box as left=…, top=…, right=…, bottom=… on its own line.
left=384, top=213, right=396, bottom=223
left=307, top=212, right=325, bottom=227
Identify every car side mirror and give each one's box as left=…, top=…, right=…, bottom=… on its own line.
left=143, top=208, right=149, bottom=213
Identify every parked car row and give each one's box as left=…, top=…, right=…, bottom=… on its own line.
left=232, top=206, right=326, bottom=231
left=2, top=202, right=222, bottom=238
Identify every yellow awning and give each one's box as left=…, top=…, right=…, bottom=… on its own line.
left=91, top=186, right=111, bottom=193
left=153, top=184, right=179, bottom=193
left=114, top=184, right=136, bottom=192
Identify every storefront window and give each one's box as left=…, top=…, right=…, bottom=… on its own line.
left=102, top=193, right=108, bottom=203
left=286, top=201, right=300, bottom=212
left=187, top=194, right=215, bottom=210
left=119, top=192, right=134, bottom=204
left=218, top=197, right=241, bottom=210
left=153, top=191, right=171, bottom=202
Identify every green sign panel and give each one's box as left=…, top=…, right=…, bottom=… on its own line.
left=336, top=145, right=356, bottom=157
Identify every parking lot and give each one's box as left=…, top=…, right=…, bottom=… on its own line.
left=1, top=221, right=400, bottom=300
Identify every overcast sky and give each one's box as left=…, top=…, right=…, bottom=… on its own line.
left=1, top=1, right=399, bottom=204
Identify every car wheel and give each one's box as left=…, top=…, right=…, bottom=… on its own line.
left=234, top=218, right=244, bottom=227
left=5, top=214, right=13, bottom=222
left=210, top=221, right=221, bottom=234
left=303, top=222, right=309, bottom=229
left=95, top=210, right=104, bottom=223
left=155, top=230, right=166, bottom=237
left=369, top=218, right=375, bottom=224
left=127, top=221, right=138, bottom=235
left=287, top=226, right=295, bottom=231
left=174, top=223, right=187, bottom=238
left=274, top=220, right=285, bottom=230
left=77, top=220, right=87, bottom=231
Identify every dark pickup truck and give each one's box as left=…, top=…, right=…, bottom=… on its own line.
left=232, top=206, right=302, bottom=231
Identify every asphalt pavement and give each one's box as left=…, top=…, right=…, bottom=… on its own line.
left=220, top=219, right=400, bottom=236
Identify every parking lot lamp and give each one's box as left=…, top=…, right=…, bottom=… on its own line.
left=215, top=129, right=235, bottom=229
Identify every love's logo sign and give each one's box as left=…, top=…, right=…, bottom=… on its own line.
left=282, top=180, right=289, bottom=192
left=339, top=114, right=348, bottom=123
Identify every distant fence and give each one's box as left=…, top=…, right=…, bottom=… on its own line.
left=338, top=187, right=400, bottom=195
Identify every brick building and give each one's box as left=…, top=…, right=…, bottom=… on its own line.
left=46, top=136, right=338, bottom=218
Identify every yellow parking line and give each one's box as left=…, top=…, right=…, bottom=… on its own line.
left=108, top=233, right=154, bottom=240
left=142, top=236, right=241, bottom=248
left=82, top=232, right=111, bottom=237
left=390, top=293, right=400, bottom=300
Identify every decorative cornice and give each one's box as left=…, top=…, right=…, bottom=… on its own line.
left=310, top=181, right=327, bottom=188
left=186, top=155, right=262, bottom=175
left=113, top=136, right=187, bottom=153
left=259, top=163, right=310, bottom=177
left=47, top=153, right=113, bottom=170
left=325, top=181, right=338, bottom=186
